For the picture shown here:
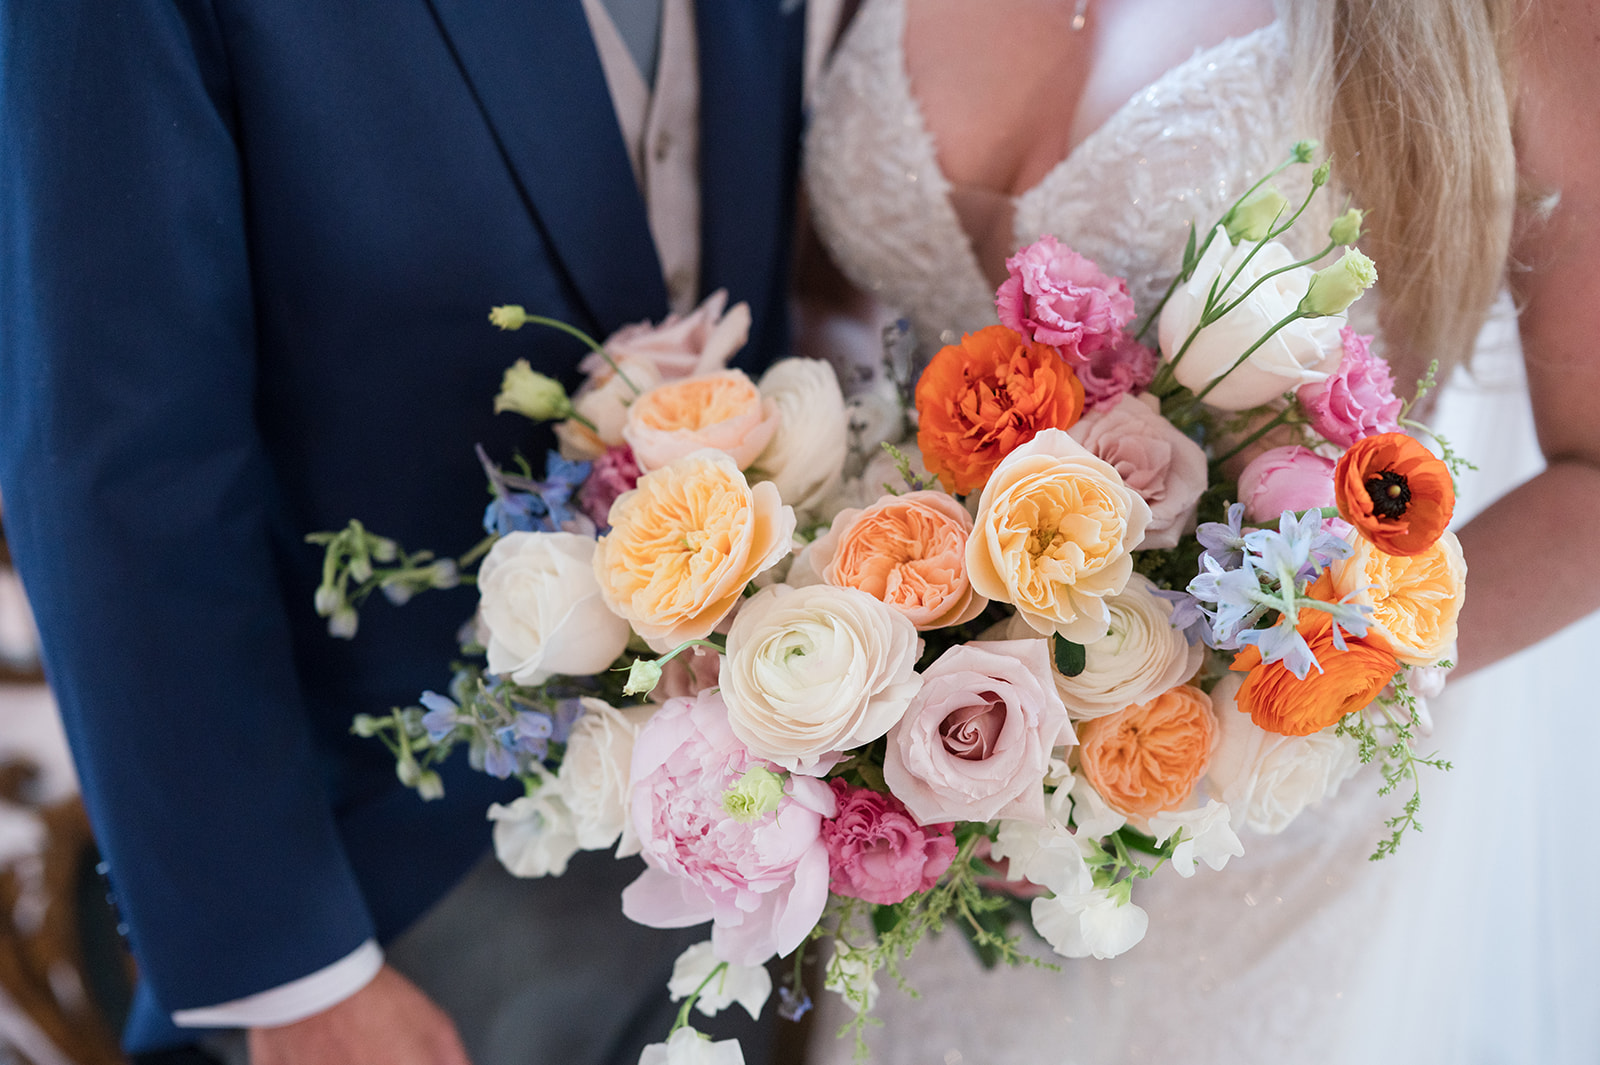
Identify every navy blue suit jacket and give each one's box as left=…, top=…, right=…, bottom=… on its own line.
left=0, top=0, right=804, bottom=1051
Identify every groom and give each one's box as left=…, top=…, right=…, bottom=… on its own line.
left=0, top=1, right=806, bottom=1062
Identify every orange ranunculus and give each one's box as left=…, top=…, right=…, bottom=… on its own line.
left=1229, top=606, right=1399, bottom=737
left=915, top=324, right=1085, bottom=495
left=1076, top=684, right=1216, bottom=820
left=1333, top=432, right=1454, bottom=557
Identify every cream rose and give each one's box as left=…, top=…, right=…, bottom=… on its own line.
left=1158, top=227, right=1344, bottom=411
left=623, top=369, right=782, bottom=472
left=719, top=584, right=921, bottom=775
left=966, top=428, right=1152, bottom=644
left=477, top=531, right=632, bottom=686
left=1330, top=529, right=1466, bottom=666
left=746, top=357, right=850, bottom=514
left=559, top=698, right=655, bottom=855
left=1204, top=674, right=1362, bottom=835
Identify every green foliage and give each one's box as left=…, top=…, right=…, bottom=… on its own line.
left=1335, top=670, right=1453, bottom=860
left=1053, top=636, right=1086, bottom=677
left=307, top=520, right=484, bottom=639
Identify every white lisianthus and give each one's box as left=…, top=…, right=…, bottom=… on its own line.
left=554, top=356, right=665, bottom=461
left=476, top=532, right=632, bottom=687
left=488, top=784, right=580, bottom=878
left=1205, top=674, right=1362, bottom=835
left=1158, top=226, right=1344, bottom=410
left=1147, top=799, right=1244, bottom=877
left=638, top=1027, right=745, bottom=1065
left=559, top=699, right=655, bottom=856
left=667, top=941, right=773, bottom=1021
left=747, top=358, right=850, bottom=514
left=719, top=584, right=922, bottom=775
left=1030, top=887, right=1149, bottom=960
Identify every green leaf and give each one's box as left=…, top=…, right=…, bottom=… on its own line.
left=1181, top=220, right=1198, bottom=273
left=1054, top=636, right=1087, bottom=677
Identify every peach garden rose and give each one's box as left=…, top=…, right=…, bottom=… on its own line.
left=1076, top=684, right=1217, bottom=821
left=1330, top=529, right=1466, bottom=666
left=623, top=369, right=781, bottom=472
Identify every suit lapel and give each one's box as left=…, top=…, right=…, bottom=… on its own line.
left=425, top=0, right=670, bottom=336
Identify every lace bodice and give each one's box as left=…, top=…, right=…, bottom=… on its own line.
left=805, top=0, right=1329, bottom=351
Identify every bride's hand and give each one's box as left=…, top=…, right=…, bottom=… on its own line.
left=247, top=964, right=471, bottom=1065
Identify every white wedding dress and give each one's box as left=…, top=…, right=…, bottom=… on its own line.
left=801, top=2, right=1600, bottom=1063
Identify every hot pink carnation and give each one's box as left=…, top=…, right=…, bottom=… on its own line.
left=1296, top=328, right=1403, bottom=449
left=995, top=236, right=1135, bottom=360
left=578, top=444, right=642, bottom=528
left=1078, top=332, right=1158, bottom=411
left=1237, top=445, right=1337, bottom=523
left=822, top=779, right=958, bottom=905
left=621, top=689, right=836, bottom=966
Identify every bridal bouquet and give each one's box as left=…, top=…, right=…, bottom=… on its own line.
left=313, top=143, right=1467, bottom=1062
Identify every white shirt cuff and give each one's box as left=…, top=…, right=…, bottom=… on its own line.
left=171, top=939, right=384, bottom=1029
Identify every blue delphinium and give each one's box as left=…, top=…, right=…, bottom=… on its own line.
left=479, top=447, right=593, bottom=536
left=1195, top=502, right=1249, bottom=571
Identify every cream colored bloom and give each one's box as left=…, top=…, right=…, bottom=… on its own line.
left=966, top=429, right=1151, bottom=643
left=558, top=699, right=654, bottom=855
left=1331, top=529, right=1466, bottom=666
left=746, top=357, right=850, bottom=514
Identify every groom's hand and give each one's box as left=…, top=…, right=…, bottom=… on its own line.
left=247, top=964, right=472, bottom=1065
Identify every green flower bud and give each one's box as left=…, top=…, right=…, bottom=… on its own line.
left=348, top=553, right=373, bottom=584
left=396, top=755, right=421, bottom=788
left=313, top=584, right=342, bottom=617
left=1329, top=208, right=1365, bottom=246
left=1292, top=139, right=1319, bottom=164
left=416, top=770, right=445, bottom=801
left=351, top=713, right=381, bottom=738
left=1223, top=184, right=1290, bottom=243
left=488, top=304, right=529, bottom=330
left=328, top=605, right=360, bottom=640
left=722, top=766, right=786, bottom=822
left=622, top=656, right=665, bottom=698
left=1311, top=160, right=1331, bottom=188
left=493, top=358, right=573, bottom=421
left=370, top=536, right=399, bottom=563
left=1298, top=249, right=1377, bottom=317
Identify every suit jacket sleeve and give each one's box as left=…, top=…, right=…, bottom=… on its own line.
left=0, top=0, right=378, bottom=1010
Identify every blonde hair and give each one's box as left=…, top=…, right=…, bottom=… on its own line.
left=1285, top=0, right=1520, bottom=383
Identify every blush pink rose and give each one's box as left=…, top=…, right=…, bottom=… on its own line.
left=822, top=779, right=958, bottom=905
left=883, top=639, right=1073, bottom=825
left=1236, top=445, right=1338, bottom=523
left=995, top=236, right=1136, bottom=359
left=592, top=289, right=751, bottom=383
left=1078, top=332, right=1158, bottom=412
left=1295, top=328, right=1403, bottom=449
left=577, top=445, right=642, bottom=528
left=1067, top=394, right=1208, bottom=550
left=622, top=689, right=836, bottom=966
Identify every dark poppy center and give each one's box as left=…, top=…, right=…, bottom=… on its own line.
left=1364, top=470, right=1411, bottom=520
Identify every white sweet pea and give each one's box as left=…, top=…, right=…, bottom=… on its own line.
left=1147, top=800, right=1244, bottom=877
left=1158, top=227, right=1344, bottom=411
left=1030, top=888, right=1149, bottom=960
left=824, top=942, right=881, bottom=1012
left=991, top=812, right=1094, bottom=896
left=638, top=1027, right=746, bottom=1065
left=559, top=700, right=655, bottom=856
left=1066, top=775, right=1126, bottom=840
left=488, top=785, right=580, bottom=878
left=747, top=358, right=851, bottom=515
left=667, top=941, right=772, bottom=1021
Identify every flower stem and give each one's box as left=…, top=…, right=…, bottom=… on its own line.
left=522, top=314, right=643, bottom=396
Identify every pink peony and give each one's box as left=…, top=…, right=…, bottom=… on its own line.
left=1295, top=328, right=1403, bottom=449
left=1068, top=394, right=1208, bottom=551
left=822, top=779, right=958, bottom=905
left=1236, top=445, right=1338, bottom=523
left=995, top=236, right=1135, bottom=360
left=1078, top=332, right=1158, bottom=411
left=621, top=690, right=835, bottom=965
left=883, top=640, right=1073, bottom=825
left=578, top=445, right=642, bottom=528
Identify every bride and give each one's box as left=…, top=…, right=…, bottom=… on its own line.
left=798, top=0, right=1600, bottom=1062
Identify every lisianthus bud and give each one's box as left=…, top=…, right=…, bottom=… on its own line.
left=1298, top=249, right=1377, bottom=317
left=488, top=304, right=529, bottom=330
left=622, top=656, right=664, bottom=697
left=1223, top=185, right=1289, bottom=243
left=1329, top=208, right=1365, bottom=246
left=493, top=358, right=573, bottom=421
left=722, top=767, right=786, bottom=822
left=1311, top=160, right=1331, bottom=187
left=1292, top=140, right=1319, bottom=163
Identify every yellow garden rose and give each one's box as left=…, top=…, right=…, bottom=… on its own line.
left=1331, top=529, right=1466, bottom=666
left=593, top=451, right=796, bottom=651
left=966, top=428, right=1152, bottom=643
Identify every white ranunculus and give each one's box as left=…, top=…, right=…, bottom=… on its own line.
left=747, top=358, right=851, bottom=514
left=638, top=1027, right=746, bottom=1065
left=476, top=532, right=632, bottom=687
left=559, top=699, right=655, bottom=855
left=719, top=584, right=921, bottom=775
left=1147, top=799, right=1244, bottom=877
left=488, top=786, right=580, bottom=878
left=1158, top=227, right=1344, bottom=411
left=1204, top=674, right=1362, bottom=835
left=554, top=356, right=665, bottom=461
left=1030, top=888, right=1149, bottom=960
left=666, top=941, right=773, bottom=1021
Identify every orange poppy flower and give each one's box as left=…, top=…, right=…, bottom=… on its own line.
left=1333, top=433, right=1454, bottom=557
left=1229, top=604, right=1399, bottom=737
left=915, top=324, right=1085, bottom=495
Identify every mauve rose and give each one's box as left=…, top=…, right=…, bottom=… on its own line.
left=884, top=639, right=1073, bottom=825
left=822, top=779, right=958, bottom=905
left=595, top=289, right=751, bottom=382
left=1236, top=446, right=1337, bottom=523
left=1296, top=328, right=1404, bottom=449
left=1068, top=394, right=1207, bottom=550
left=655, top=643, right=723, bottom=703
left=1079, top=332, right=1158, bottom=411
left=996, top=236, right=1136, bottom=358
left=577, top=445, right=642, bottom=528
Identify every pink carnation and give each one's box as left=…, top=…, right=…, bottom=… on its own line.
left=577, top=444, right=642, bottom=527
left=1078, top=332, right=1158, bottom=411
left=1295, top=328, right=1403, bottom=449
left=621, top=689, right=835, bottom=966
left=822, top=779, right=958, bottom=905
left=1236, top=445, right=1337, bottom=523
left=995, top=236, right=1135, bottom=360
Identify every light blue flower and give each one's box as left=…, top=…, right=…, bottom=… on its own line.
left=1195, top=502, right=1249, bottom=570
left=418, top=690, right=463, bottom=742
